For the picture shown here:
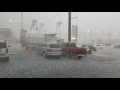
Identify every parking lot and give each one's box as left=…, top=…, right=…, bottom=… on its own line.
left=0, top=43, right=120, bottom=78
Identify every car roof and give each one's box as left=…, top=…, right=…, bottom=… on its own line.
left=43, top=42, right=59, bottom=45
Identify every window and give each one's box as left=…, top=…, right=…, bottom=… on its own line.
left=49, top=44, right=60, bottom=48
left=43, top=44, right=47, bottom=47
left=61, top=43, right=64, bottom=47
left=66, top=43, right=70, bottom=47
left=0, top=42, right=7, bottom=48
left=66, top=43, right=76, bottom=48
left=70, top=43, right=76, bottom=47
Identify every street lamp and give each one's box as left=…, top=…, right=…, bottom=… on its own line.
left=84, top=30, right=91, bottom=45
left=9, top=20, right=12, bottom=43
left=87, top=30, right=92, bottom=44
left=116, top=33, right=118, bottom=43
left=71, top=17, right=78, bottom=43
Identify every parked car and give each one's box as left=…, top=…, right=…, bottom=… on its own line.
left=94, top=44, right=103, bottom=49
left=0, top=40, right=10, bottom=61
left=36, top=42, right=62, bottom=58
left=61, top=42, right=87, bottom=58
left=114, top=44, right=120, bottom=48
left=80, top=45, right=89, bottom=52
left=104, top=43, right=111, bottom=46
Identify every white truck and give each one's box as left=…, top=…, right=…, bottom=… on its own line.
left=20, top=33, right=64, bottom=49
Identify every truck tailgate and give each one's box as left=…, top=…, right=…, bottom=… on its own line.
left=70, top=48, right=87, bottom=54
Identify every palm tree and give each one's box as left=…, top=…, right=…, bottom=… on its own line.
left=55, top=21, right=62, bottom=38
left=39, top=23, right=44, bottom=34
left=30, top=19, right=37, bottom=33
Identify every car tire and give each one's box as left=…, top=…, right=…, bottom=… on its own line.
left=66, top=52, right=71, bottom=58
left=57, top=56, right=61, bottom=59
left=78, top=56, right=83, bottom=59
left=42, top=52, right=46, bottom=58
left=37, top=50, right=39, bottom=54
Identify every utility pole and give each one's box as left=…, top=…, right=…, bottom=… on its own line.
left=109, top=27, right=111, bottom=43
left=10, top=21, right=12, bottom=43
left=102, top=31, right=104, bottom=44
left=84, top=30, right=86, bottom=44
left=21, top=12, right=23, bottom=32
left=90, top=31, right=92, bottom=43
left=9, top=20, right=12, bottom=43
left=59, top=24, right=60, bottom=38
left=68, top=12, right=71, bottom=42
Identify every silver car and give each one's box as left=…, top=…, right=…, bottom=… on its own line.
left=0, top=40, right=10, bottom=61
left=36, top=42, right=62, bottom=58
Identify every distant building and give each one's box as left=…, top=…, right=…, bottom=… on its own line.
left=0, top=28, right=10, bottom=40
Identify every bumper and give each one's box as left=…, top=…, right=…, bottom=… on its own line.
left=0, top=55, right=9, bottom=59
left=0, top=54, right=9, bottom=59
left=46, top=52, right=62, bottom=56
left=71, top=54, right=86, bottom=57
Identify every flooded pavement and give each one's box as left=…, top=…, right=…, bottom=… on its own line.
left=0, top=43, right=120, bottom=78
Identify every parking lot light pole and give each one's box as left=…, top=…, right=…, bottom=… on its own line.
left=68, top=12, right=71, bottom=42
left=9, top=20, right=12, bottom=43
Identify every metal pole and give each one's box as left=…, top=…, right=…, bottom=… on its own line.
left=90, top=32, right=91, bottom=43
left=109, top=27, right=111, bottom=43
left=10, top=22, right=11, bottom=43
left=76, top=12, right=78, bottom=44
left=59, top=25, right=60, bottom=38
left=84, top=30, right=86, bottom=44
left=102, top=31, right=104, bottom=44
left=68, top=12, right=71, bottom=42
left=21, top=12, right=23, bottom=31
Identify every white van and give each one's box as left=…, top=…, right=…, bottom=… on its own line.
left=0, top=40, right=10, bottom=61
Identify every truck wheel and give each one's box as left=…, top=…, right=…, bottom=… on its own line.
left=66, top=53, right=71, bottom=58
left=57, top=56, right=61, bottom=59
left=42, top=52, right=46, bottom=58
left=78, top=56, right=83, bottom=59
left=37, top=50, right=39, bottom=54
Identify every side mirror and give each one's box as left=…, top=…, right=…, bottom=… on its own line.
left=8, top=45, right=11, bottom=47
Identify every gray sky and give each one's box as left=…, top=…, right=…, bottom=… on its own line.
left=0, top=12, right=120, bottom=42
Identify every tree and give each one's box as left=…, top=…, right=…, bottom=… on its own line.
left=81, top=45, right=97, bottom=54
left=39, top=23, right=44, bottom=34
left=30, top=19, right=37, bottom=33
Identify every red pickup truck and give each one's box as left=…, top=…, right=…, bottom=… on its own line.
left=61, top=43, right=87, bottom=58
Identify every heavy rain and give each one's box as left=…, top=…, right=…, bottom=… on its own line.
left=0, top=12, right=120, bottom=78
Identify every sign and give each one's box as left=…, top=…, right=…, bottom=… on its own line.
left=71, top=25, right=78, bottom=43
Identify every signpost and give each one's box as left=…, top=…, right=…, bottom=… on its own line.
left=71, top=25, right=78, bottom=43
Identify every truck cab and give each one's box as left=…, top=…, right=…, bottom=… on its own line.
left=61, top=42, right=87, bottom=58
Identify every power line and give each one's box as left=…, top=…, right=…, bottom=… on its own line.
left=44, top=12, right=63, bottom=24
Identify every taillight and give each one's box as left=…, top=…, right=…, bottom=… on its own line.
left=6, top=48, right=8, bottom=53
left=47, top=49, right=52, bottom=52
left=73, top=50, right=76, bottom=53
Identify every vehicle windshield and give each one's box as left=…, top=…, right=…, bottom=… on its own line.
left=1, top=12, right=120, bottom=78
left=49, top=44, right=60, bottom=48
